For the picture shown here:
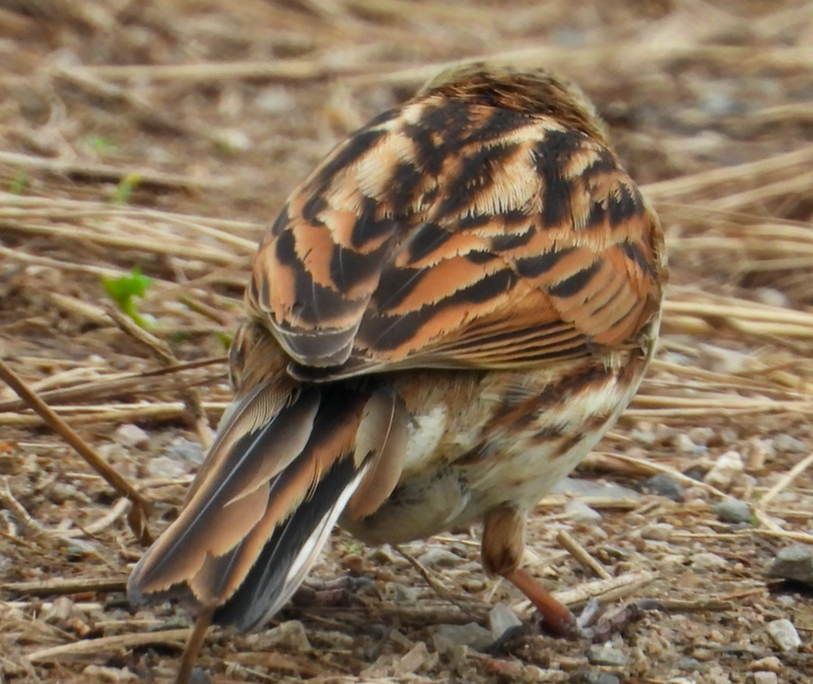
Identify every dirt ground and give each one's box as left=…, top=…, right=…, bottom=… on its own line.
left=2, top=1, right=813, bottom=682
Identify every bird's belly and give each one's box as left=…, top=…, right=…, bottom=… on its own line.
left=340, top=350, right=648, bottom=545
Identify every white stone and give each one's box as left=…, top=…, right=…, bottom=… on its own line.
left=767, top=619, right=801, bottom=651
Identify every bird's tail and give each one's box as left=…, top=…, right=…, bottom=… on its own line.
left=127, top=377, right=407, bottom=631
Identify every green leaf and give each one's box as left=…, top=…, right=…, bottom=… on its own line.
left=213, top=330, right=233, bottom=351
left=9, top=171, right=27, bottom=195
left=102, top=267, right=156, bottom=329
left=111, top=173, right=141, bottom=205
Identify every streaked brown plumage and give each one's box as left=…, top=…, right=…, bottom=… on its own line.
left=128, top=62, right=666, bottom=681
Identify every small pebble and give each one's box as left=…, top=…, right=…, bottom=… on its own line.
left=641, top=473, right=684, bottom=501
left=254, top=620, right=311, bottom=651
left=752, top=673, right=778, bottom=684
left=146, top=455, right=188, bottom=479
left=586, top=644, right=628, bottom=666
left=417, top=548, right=463, bottom=568
left=753, top=287, right=788, bottom=308
left=766, top=544, right=813, bottom=585
left=113, top=423, right=150, bottom=449
left=744, top=438, right=774, bottom=471
left=749, top=656, right=782, bottom=673
left=697, top=343, right=749, bottom=374
left=712, top=499, right=752, bottom=524
left=773, top=434, right=806, bottom=454
left=704, top=450, right=744, bottom=490
left=554, top=478, right=639, bottom=500
left=677, top=656, right=703, bottom=671
left=390, top=582, right=419, bottom=604
left=565, top=500, right=603, bottom=524
left=213, top=128, right=251, bottom=154
left=82, top=665, right=139, bottom=682
left=639, top=523, right=674, bottom=541
left=569, top=671, right=621, bottom=684
left=489, top=602, right=523, bottom=640
left=255, top=85, right=297, bottom=113
left=164, top=438, right=204, bottom=464
left=673, top=433, right=704, bottom=454
left=394, top=641, right=430, bottom=675
left=687, top=426, right=715, bottom=447
left=766, top=618, right=801, bottom=652
left=691, top=552, right=728, bottom=570
left=434, top=623, right=493, bottom=650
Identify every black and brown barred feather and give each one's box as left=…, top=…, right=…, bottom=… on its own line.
left=247, top=63, right=663, bottom=380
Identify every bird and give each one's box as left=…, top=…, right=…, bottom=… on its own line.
left=127, top=61, right=666, bottom=682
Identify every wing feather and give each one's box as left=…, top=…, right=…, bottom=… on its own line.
left=246, top=99, right=663, bottom=381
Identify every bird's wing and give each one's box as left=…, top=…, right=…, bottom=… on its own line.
left=246, top=98, right=664, bottom=381
left=127, top=328, right=409, bottom=630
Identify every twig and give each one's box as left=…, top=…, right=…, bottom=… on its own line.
left=394, top=545, right=480, bottom=615
left=0, top=151, right=224, bottom=190
left=0, top=359, right=151, bottom=544
left=550, top=571, right=659, bottom=609
left=4, top=576, right=127, bottom=597
left=556, top=530, right=612, bottom=580
left=756, top=451, right=813, bottom=513
left=26, top=629, right=191, bottom=662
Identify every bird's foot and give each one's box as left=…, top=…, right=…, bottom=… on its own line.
left=540, top=598, right=662, bottom=642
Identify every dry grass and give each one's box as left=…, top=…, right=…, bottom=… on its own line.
left=1, top=0, right=813, bottom=682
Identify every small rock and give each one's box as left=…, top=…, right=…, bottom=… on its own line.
left=586, top=644, right=628, bottom=666
left=704, top=451, right=744, bottom=490
left=417, top=548, right=463, bottom=568
left=188, top=669, right=212, bottom=684
left=164, top=438, right=204, bottom=464
left=553, top=478, right=639, bottom=500
left=691, top=552, right=728, bottom=570
left=390, top=582, right=419, bottom=604
left=569, top=671, right=621, bottom=684
left=773, top=434, right=806, bottom=454
left=82, top=665, right=139, bottom=682
left=213, top=128, right=251, bottom=154
left=394, top=641, right=430, bottom=675
left=749, top=656, right=782, bottom=673
left=435, top=623, right=492, bottom=651
left=766, top=544, right=813, bottom=584
left=744, top=438, right=774, bottom=471
left=766, top=618, right=801, bottom=652
left=687, top=426, right=715, bottom=447
left=752, top=673, right=778, bottom=684
left=255, top=85, right=296, bottom=113
left=641, top=473, right=684, bottom=501
left=676, top=656, right=703, bottom=671
left=639, top=523, right=674, bottom=541
left=698, top=343, right=749, bottom=374
left=255, top=620, right=311, bottom=651
left=113, top=423, right=150, bottom=449
left=146, top=455, right=188, bottom=479
left=753, top=288, right=788, bottom=308
left=712, top=499, right=752, bottom=524
left=489, top=602, right=523, bottom=640
left=673, top=433, right=704, bottom=454
left=565, top=500, right=603, bottom=524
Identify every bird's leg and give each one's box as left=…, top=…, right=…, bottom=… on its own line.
left=176, top=606, right=214, bottom=684
left=482, top=505, right=578, bottom=637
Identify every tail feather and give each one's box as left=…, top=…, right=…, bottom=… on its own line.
left=128, top=379, right=408, bottom=630
left=214, top=455, right=361, bottom=629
